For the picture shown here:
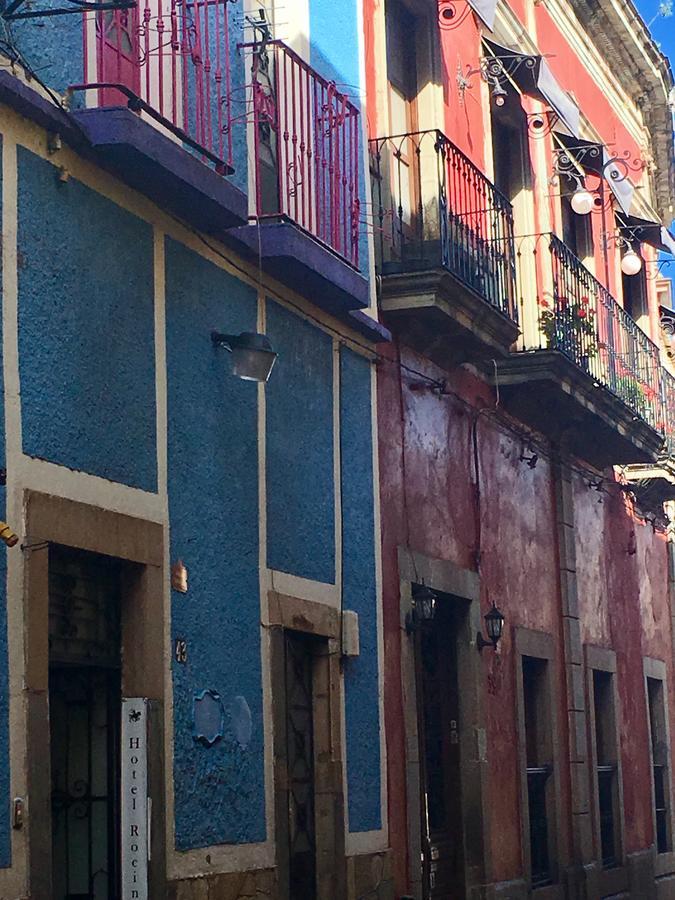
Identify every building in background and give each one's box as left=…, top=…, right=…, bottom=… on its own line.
left=0, top=0, right=392, bottom=897
left=365, top=0, right=675, bottom=896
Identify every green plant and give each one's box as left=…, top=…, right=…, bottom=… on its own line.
left=539, top=295, right=597, bottom=357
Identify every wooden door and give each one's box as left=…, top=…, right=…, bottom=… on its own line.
left=96, top=3, right=140, bottom=105
left=385, top=0, right=420, bottom=252
left=416, top=603, right=465, bottom=899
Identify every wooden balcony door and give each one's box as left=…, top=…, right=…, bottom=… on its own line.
left=96, top=2, right=140, bottom=106
left=385, top=0, right=420, bottom=247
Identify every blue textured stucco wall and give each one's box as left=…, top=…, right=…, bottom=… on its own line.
left=265, top=299, right=335, bottom=583
left=165, top=238, right=265, bottom=849
left=340, top=347, right=381, bottom=832
left=17, top=148, right=157, bottom=491
left=13, top=9, right=84, bottom=99
left=0, top=137, right=9, bottom=869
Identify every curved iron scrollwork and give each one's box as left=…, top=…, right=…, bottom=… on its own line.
left=661, top=311, right=675, bottom=337
left=438, top=0, right=472, bottom=29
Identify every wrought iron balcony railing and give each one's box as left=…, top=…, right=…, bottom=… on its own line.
left=521, top=233, right=663, bottom=433
left=661, top=368, right=675, bottom=457
left=71, top=0, right=234, bottom=172
left=369, top=129, right=518, bottom=324
left=244, top=39, right=361, bottom=268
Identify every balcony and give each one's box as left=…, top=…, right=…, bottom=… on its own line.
left=369, top=129, right=519, bottom=367
left=623, top=368, right=675, bottom=509
left=497, top=234, right=665, bottom=468
left=64, top=0, right=247, bottom=230
left=225, top=38, right=371, bottom=319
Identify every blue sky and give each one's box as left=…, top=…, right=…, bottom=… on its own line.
left=636, top=0, right=675, bottom=63
left=635, top=0, right=674, bottom=275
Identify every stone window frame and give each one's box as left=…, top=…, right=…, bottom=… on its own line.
left=23, top=491, right=165, bottom=899
left=643, top=656, right=675, bottom=878
left=514, top=627, right=564, bottom=900
left=585, top=645, right=628, bottom=897
left=397, top=548, right=490, bottom=898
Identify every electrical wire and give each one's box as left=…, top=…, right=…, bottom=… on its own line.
left=177, top=216, right=666, bottom=516
left=0, top=30, right=658, bottom=527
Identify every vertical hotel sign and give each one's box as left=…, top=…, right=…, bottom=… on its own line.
left=122, top=698, right=149, bottom=900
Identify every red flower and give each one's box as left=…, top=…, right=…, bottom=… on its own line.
left=577, top=308, right=587, bottom=319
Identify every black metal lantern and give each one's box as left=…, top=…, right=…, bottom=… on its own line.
left=405, top=581, right=438, bottom=635
left=477, top=603, right=505, bottom=651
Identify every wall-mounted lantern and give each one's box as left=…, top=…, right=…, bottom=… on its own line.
left=211, top=331, right=278, bottom=382
left=405, top=581, right=438, bottom=635
left=477, top=603, right=505, bottom=651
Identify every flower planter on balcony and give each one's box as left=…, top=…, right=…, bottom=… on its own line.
left=497, top=234, right=665, bottom=468
left=369, top=129, right=519, bottom=368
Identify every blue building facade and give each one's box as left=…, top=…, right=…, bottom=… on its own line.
left=0, top=1, right=391, bottom=895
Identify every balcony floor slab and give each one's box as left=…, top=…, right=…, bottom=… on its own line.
left=496, top=350, right=665, bottom=468
left=225, top=221, right=370, bottom=315
left=72, top=107, right=248, bottom=231
left=623, top=460, right=675, bottom=509
left=379, top=268, right=520, bottom=368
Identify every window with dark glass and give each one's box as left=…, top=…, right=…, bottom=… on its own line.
left=491, top=97, right=530, bottom=205
left=560, top=178, right=594, bottom=262
left=647, top=676, right=672, bottom=854
left=523, top=656, right=555, bottom=887
left=622, top=262, right=648, bottom=325
left=592, top=670, right=619, bottom=867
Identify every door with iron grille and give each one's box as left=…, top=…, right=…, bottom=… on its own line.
left=415, top=599, right=465, bottom=899
left=49, top=546, right=122, bottom=900
left=284, top=631, right=318, bottom=899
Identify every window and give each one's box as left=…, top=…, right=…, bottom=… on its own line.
left=490, top=94, right=530, bottom=206
left=560, top=179, right=594, bottom=264
left=647, top=674, right=672, bottom=854
left=622, top=261, right=648, bottom=328
left=384, top=0, right=420, bottom=228
left=591, top=668, right=620, bottom=867
left=522, top=655, right=555, bottom=886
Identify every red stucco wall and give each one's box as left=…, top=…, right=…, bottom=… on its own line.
left=377, top=341, right=672, bottom=892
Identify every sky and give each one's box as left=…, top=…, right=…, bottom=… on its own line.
left=634, top=0, right=674, bottom=274
left=637, top=0, right=675, bottom=64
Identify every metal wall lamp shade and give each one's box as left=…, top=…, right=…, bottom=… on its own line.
left=211, top=331, right=278, bottom=382
left=477, top=603, right=505, bottom=651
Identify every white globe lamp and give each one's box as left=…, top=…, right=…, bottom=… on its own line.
left=621, top=249, right=643, bottom=276
left=570, top=188, right=594, bottom=216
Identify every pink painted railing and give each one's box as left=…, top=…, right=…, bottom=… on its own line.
left=243, top=39, right=361, bottom=268
left=75, top=0, right=234, bottom=172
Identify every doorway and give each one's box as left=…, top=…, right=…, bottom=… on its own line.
left=284, top=630, right=319, bottom=899
left=415, top=597, right=466, bottom=899
left=48, top=545, right=122, bottom=900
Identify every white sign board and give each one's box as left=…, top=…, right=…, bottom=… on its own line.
left=121, top=698, right=149, bottom=900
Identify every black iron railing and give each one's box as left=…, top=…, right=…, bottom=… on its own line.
left=522, top=234, right=663, bottom=432
left=654, top=763, right=671, bottom=853
left=527, top=766, right=553, bottom=887
left=597, top=766, right=617, bottom=867
left=661, top=369, right=675, bottom=457
left=370, top=130, right=518, bottom=324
